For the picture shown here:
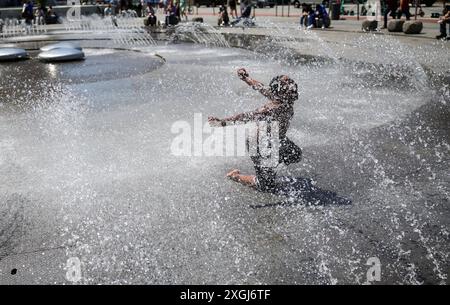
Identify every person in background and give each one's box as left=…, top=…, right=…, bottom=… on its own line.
left=397, top=0, right=411, bottom=20
left=165, top=1, right=179, bottom=26
left=218, top=5, right=229, bottom=26
left=180, top=0, right=188, bottom=21
left=35, top=4, right=46, bottom=25
left=416, top=4, right=425, bottom=18
left=158, top=0, right=165, bottom=13
left=163, top=0, right=170, bottom=13
left=382, top=0, right=398, bottom=29
left=46, top=5, right=59, bottom=24
left=299, top=3, right=312, bottom=28
left=175, top=1, right=181, bottom=21
left=137, top=0, right=144, bottom=17
left=311, top=2, right=329, bottom=29
left=22, top=0, right=34, bottom=26
left=104, top=3, right=113, bottom=16
left=230, top=0, right=252, bottom=26
left=145, top=2, right=157, bottom=26
left=47, top=5, right=56, bottom=17
left=306, top=6, right=316, bottom=29
left=228, top=0, right=238, bottom=19
left=436, top=6, right=450, bottom=40
left=360, top=5, right=368, bottom=16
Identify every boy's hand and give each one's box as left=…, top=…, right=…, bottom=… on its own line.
left=208, top=116, right=226, bottom=127
left=237, top=68, right=249, bottom=80
left=208, top=116, right=220, bottom=125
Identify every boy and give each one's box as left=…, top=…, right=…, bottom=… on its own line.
left=208, top=68, right=302, bottom=192
left=436, top=6, right=450, bottom=40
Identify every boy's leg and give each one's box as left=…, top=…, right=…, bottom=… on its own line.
left=252, top=156, right=276, bottom=191
left=254, top=166, right=276, bottom=192
left=226, top=157, right=277, bottom=192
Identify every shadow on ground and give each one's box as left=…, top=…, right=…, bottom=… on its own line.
left=250, top=176, right=352, bottom=209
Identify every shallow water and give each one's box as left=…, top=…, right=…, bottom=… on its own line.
left=0, top=40, right=448, bottom=284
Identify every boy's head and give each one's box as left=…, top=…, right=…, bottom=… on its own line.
left=269, top=75, right=298, bottom=103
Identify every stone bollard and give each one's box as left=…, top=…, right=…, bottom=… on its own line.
left=403, top=21, right=423, bottom=34
left=192, top=17, right=204, bottom=23
left=362, top=20, right=378, bottom=32
left=387, top=20, right=405, bottom=32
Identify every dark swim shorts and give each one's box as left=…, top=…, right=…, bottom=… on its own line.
left=251, top=156, right=278, bottom=192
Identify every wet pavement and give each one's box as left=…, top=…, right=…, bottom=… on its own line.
left=0, top=19, right=449, bottom=284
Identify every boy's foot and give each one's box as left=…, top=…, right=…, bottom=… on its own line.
left=226, top=169, right=240, bottom=181
left=436, top=34, right=447, bottom=40
left=306, top=24, right=313, bottom=30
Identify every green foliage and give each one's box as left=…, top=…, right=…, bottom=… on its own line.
left=36, top=0, right=47, bottom=8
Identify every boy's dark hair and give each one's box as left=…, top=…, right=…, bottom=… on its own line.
left=269, top=76, right=298, bottom=104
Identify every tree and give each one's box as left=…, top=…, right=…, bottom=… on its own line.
left=36, top=0, right=47, bottom=8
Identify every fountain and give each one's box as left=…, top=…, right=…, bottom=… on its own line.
left=0, top=47, right=28, bottom=61
left=0, top=12, right=449, bottom=285
left=40, top=42, right=82, bottom=51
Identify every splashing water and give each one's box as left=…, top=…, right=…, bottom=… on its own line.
left=0, top=18, right=47, bottom=39
left=170, top=22, right=230, bottom=48
left=61, top=15, right=156, bottom=48
left=0, top=19, right=449, bottom=284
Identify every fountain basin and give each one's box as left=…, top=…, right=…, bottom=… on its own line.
left=0, top=28, right=448, bottom=285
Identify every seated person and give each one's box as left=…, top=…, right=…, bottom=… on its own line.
left=46, top=5, right=59, bottom=24
left=218, top=5, right=230, bottom=26
left=35, top=5, right=46, bottom=25
left=300, top=3, right=312, bottom=27
left=436, top=6, right=450, bottom=40
left=306, top=9, right=316, bottom=29
left=145, top=3, right=157, bottom=26
left=230, top=1, right=252, bottom=26
left=310, top=2, right=330, bottom=29
left=165, top=2, right=179, bottom=26
left=104, top=4, right=113, bottom=17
